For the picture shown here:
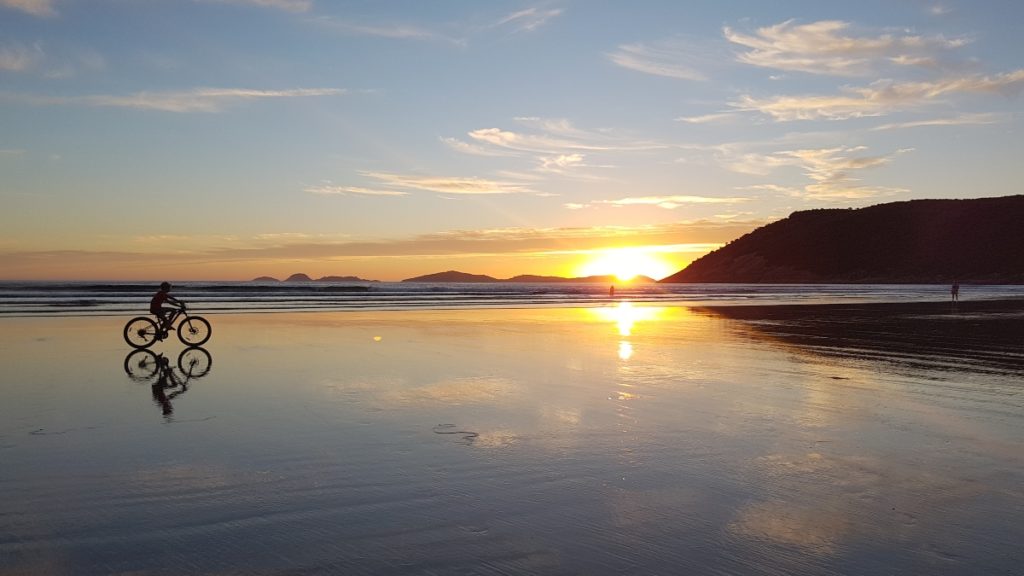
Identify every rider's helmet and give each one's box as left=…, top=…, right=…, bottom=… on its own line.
left=160, top=281, right=171, bottom=291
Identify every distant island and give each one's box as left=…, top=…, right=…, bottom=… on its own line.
left=661, top=195, right=1024, bottom=284
left=252, top=274, right=378, bottom=283
left=401, top=270, right=657, bottom=283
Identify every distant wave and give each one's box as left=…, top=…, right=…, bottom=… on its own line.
left=1, top=281, right=1022, bottom=317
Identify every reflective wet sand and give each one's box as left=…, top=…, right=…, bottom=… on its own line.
left=1, top=302, right=1022, bottom=575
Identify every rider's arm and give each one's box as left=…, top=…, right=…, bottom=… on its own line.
left=167, top=295, right=184, bottom=308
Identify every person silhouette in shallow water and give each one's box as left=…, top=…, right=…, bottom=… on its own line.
left=150, top=281, right=183, bottom=332
left=951, top=280, right=960, bottom=302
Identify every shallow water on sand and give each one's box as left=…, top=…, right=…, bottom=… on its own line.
left=1, top=305, right=1022, bottom=575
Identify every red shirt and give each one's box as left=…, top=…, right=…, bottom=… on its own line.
left=150, top=291, right=170, bottom=314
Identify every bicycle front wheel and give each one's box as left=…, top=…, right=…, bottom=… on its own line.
left=177, top=315, right=211, bottom=346
left=124, top=317, right=160, bottom=349
left=178, top=347, right=212, bottom=378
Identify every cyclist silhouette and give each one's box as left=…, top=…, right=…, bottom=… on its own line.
left=150, top=282, right=183, bottom=332
left=151, top=354, right=188, bottom=417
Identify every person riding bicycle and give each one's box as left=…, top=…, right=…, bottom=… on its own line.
left=150, top=282, right=183, bottom=332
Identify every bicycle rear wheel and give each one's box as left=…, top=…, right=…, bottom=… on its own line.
left=177, top=315, right=211, bottom=346
left=124, top=316, right=160, bottom=349
left=124, top=349, right=160, bottom=381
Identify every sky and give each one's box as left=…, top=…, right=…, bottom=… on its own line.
left=1, top=0, right=1022, bottom=281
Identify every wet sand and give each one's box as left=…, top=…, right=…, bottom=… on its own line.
left=1, top=302, right=1022, bottom=575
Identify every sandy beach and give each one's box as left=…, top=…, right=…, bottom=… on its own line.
left=2, top=301, right=1022, bottom=575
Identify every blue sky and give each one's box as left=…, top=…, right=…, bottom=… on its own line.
left=2, top=0, right=1022, bottom=280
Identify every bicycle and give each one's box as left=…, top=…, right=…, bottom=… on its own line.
left=123, top=303, right=212, bottom=349
left=123, top=346, right=213, bottom=382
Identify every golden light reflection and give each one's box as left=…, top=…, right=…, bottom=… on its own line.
left=590, top=301, right=664, bottom=337
left=575, top=247, right=677, bottom=281
left=618, top=340, right=633, bottom=361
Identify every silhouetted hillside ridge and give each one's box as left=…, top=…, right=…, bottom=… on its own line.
left=661, top=196, right=1024, bottom=283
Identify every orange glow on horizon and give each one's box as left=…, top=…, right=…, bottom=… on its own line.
left=574, top=247, right=678, bottom=281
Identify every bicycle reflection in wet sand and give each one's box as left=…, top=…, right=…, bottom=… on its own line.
left=123, top=347, right=212, bottom=419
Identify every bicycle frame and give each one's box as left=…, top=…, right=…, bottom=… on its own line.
left=156, top=306, right=185, bottom=331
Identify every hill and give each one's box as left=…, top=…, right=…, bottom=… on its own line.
left=661, top=195, right=1024, bottom=284
left=253, top=274, right=377, bottom=282
left=402, top=271, right=499, bottom=283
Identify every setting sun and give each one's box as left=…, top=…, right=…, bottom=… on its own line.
left=576, top=248, right=677, bottom=281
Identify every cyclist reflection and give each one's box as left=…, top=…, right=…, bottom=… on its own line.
left=123, top=347, right=212, bottom=420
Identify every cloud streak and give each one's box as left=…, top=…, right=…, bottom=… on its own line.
left=305, top=185, right=409, bottom=197
left=312, top=15, right=460, bottom=44
left=198, top=0, right=312, bottom=12
left=493, top=7, right=563, bottom=33
left=1, top=0, right=55, bottom=17
left=733, top=71, right=1024, bottom=121
left=362, top=172, right=532, bottom=195
left=724, top=146, right=910, bottom=200
left=607, top=39, right=708, bottom=81
left=461, top=119, right=664, bottom=155
left=724, top=20, right=967, bottom=77
left=3, top=87, right=346, bottom=112
left=870, top=112, right=1001, bottom=131
left=598, top=195, right=750, bottom=209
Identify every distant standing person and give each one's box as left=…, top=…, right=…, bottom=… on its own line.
left=609, top=285, right=615, bottom=297
left=951, top=280, right=960, bottom=302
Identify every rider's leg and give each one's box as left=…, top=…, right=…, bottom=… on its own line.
left=156, top=310, right=171, bottom=333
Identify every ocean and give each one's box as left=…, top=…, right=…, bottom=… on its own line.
left=2, top=281, right=1022, bottom=316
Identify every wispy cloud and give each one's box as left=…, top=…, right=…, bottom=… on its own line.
left=733, top=70, right=1024, bottom=121
left=197, top=0, right=312, bottom=12
left=305, top=184, right=409, bottom=197
left=871, top=112, right=1001, bottom=130
left=607, top=39, right=708, bottom=81
left=440, top=137, right=517, bottom=157
left=675, top=112, right=741, bottom=124
left=362, top=172, right=532, bottom=195
left=735, top=183, right=803, bottom=196
left=538, top=153, right=586, bottom=173
left=1, top=42, right=105, bottom=78
left=724, top=20, right=967, bottom=77
left=598, top=195, right=750, bottom=209
left=0, top=42, right=42, bottom=71
left=724, top=146, right=910, bottom=200
left=312, top=15, right=460, bottom=44
left=445, top=118, right=662, bottom=183
left=4, top=87, right=345, bottom=112
left=463, top=118, right=664, bottom=154
left=535, top=153, right=612, bottom=181
left=493, top=7, right=563, bottom=33
left=1, top=0, right=56, bottom=17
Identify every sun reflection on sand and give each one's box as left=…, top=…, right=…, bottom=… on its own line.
left=590, top=301, right=664, bottom=337
left=617, top=340, right=633, bottom=361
